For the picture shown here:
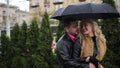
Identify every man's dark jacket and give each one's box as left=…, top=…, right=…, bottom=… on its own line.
left=56, top=34, right=89, bottom=68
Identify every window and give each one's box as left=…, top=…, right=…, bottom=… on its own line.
left=44, top=0, right=50, bottom=7
left=2, top=11, right=6, bottom=22
left=79, top=0, right=86, bottom=2
left=3, top=11, right=6, bottom=16
left=30, top=0, right=39, bottom=7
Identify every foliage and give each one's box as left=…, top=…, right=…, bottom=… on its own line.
left=103, top=0, right=116, bottom=8
left=0, top=12, right=60, bottom=68
left=100, top=0, right=120, bottom=68
left=99, top=19, right=120, bottom=68
left=0, top=33, right=10, bottom=68
left=39, top=12, right=58, bottom=68
left=56, top=21, right=64, bottom=42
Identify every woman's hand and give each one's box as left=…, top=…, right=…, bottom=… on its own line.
left=89, top=63, right=96, bottom=68
left=89, top=56, right=99, bottom=68
left=86, top=57, right=90, bottom=62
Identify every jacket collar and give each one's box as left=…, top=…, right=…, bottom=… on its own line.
left=67, top=33, right=77, bottom=42
left=63, top=33, right=76, bottom=43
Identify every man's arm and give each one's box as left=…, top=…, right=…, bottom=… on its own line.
left=73, top=39, right=96, bottom=68
left=73, top=39, right=87, bottom=62
left=56, top=41, right=82, bottom=68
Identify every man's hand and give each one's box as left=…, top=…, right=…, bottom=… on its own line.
left=89, top=63, right=96, bottom=68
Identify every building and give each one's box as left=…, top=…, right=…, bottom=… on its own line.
left=29, top=0, right=102, bottom=18
left=29, top=0, right=54, bottom=19
left=114, top=0, right=120, bottom=13
left=28, top=0, right=103, bottom=35
left=29, top=0, right=120, bottom=18
left=0, top=3, right=30, bottom=31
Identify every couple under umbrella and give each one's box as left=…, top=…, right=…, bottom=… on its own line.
left=51, top=2, right=120, bottom=68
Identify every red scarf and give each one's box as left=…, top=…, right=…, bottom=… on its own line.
left=67, top=33, right=77, bottom=42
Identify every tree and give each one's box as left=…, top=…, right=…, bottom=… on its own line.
left=26, top=18, right=42, bottom=68
left=100, top=0, right=120, bottom=68
left=10, top=23, right=21, bottom=56
left=56, top=21, right=64, bottom=42
left=103, top=0, right=116, bottom=8
left=10, top=23, right=27, bottom=68
left=39, top=12, right=58, bottom=68
left=12, top=21, right=28, bottom=68
left=19, top=21, right=27, bottom=53
left=0, top=33, right=10, bottom=68
left=100, top=19, right=120, bottom=68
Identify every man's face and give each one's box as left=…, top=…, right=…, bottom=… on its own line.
left=65, top=21, right=78, bottom=35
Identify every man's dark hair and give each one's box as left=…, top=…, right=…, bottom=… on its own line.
left=62, top=18, right=77, bottom=27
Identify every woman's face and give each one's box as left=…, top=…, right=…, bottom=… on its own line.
left=82, top=22, right=93, bottom=35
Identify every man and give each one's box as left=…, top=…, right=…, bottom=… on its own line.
left=56, top=19, right=83, bottom=68
left=56, top=19, right=96, bottom=68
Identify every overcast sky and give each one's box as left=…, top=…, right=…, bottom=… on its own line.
left=0, top=0, right=29, bottom=11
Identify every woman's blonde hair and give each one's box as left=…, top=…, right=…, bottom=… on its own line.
left=79, top=19, right=107, bottom=61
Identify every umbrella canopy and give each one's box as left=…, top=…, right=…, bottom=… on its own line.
left=51, top=8, right=66, bottom=20
left=51, top=2, right=120, bottom=20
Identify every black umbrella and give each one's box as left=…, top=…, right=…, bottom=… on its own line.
left=51, top=8, right=66, bottom=20
left=51, top=2, right=120, bottom=20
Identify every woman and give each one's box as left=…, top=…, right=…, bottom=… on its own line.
left=73, top=20, right=107, bottom=68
